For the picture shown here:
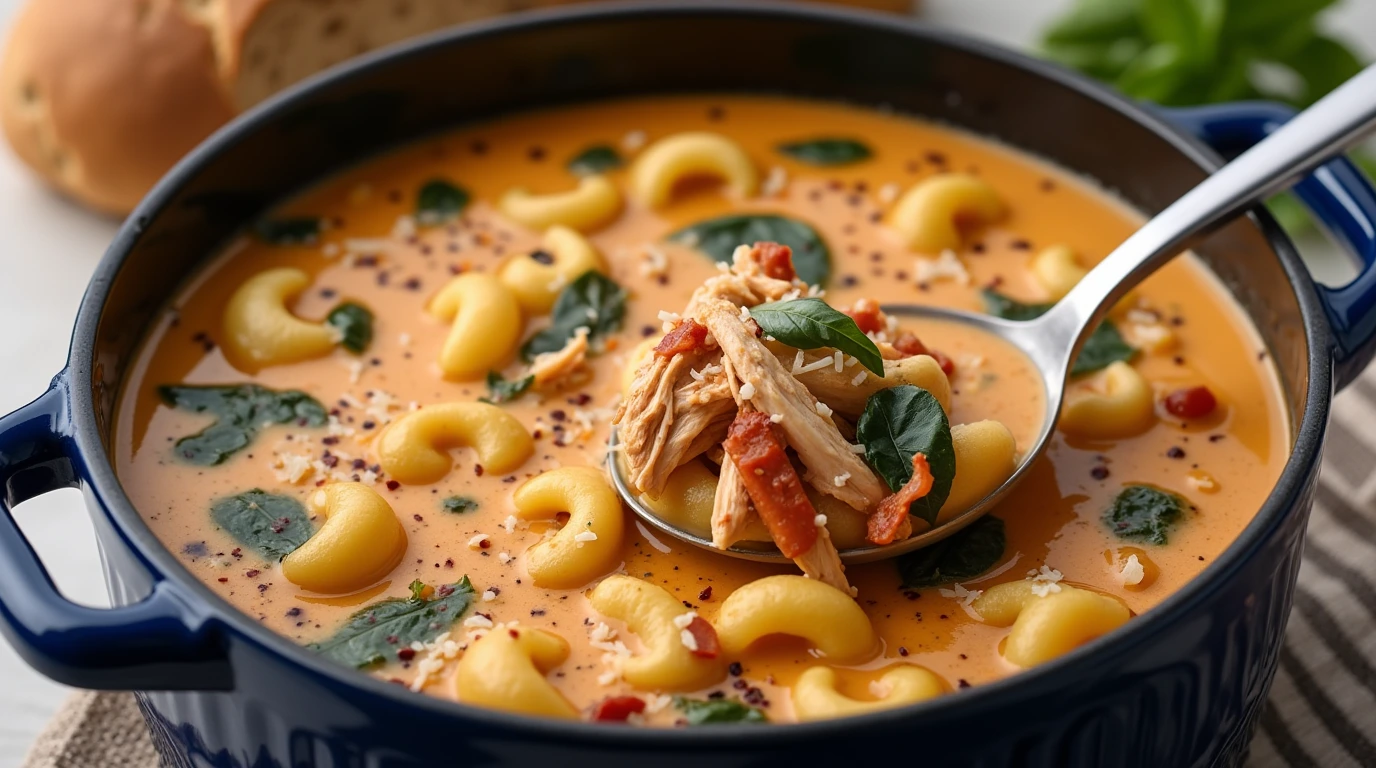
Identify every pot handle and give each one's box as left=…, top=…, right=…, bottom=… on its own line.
left=1161, top=102, right=1376, bottom=391
left=0, top=379, right=231, bottom=690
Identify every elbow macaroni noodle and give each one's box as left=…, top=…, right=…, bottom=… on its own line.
left=972, top=581, right=1131, bottom=667
left=281, top=483, right=407, bottom=594
left=223, top=268, right=337, bottom=368
left=630, top=132, right=758, bottom=208
left=1059, top=361, right=1156, bottom=440
left=588, top=575, right=726, bottom=690
left=376, top=402, right=534, bottom=485
left=792, top=665, right=944, bottom=721
left=454, top=628, right=577, bottom=718
left=499, top=175, right=622, bottom=233
left=888, top=173, right=1005, bottom=253
left=498, top=225, right=606, bottom=314
left=428, top=273, right=523, bottom=380
left=512, top=467, right=625, bottom=589
left=716, top=575, right=877, bottom=663
left=939, top=420, right=1018, bottom=523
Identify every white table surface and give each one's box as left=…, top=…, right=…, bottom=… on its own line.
left=0, top=0, right=1373, bottom=764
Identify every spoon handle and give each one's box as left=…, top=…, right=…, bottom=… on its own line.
left=1044, top=64, right=1376, bottom=370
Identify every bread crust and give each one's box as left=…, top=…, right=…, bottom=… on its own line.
left=0, top=0, right=237, bottom=214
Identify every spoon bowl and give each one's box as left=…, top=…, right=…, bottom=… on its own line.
left=611, top=64, right=1376, bottom=563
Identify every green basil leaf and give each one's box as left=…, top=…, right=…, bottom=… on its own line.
left=669, top=214, right=831, bottom=287
left=567, top=145, right=623, bottom=176
left=1042, top=0, right=1142, bottom=46
left=673, top=696, right=768, bottom=725
left=416, top=179, right=470, bottom=225
left=210, top=489, right=312, bottom=560
left=521, top=271, right=627, bottom=360
left=1043, top=38, right=1149, bottom=81
left=326, top=302, right=374, bottom=354
left=980, top=290, right=1136, bottom=376
left=856, top=385, right=955, bottom=527
left=441, top=496, right=479, bottom=514
left=749, top=298, right=884, bottom=376
left=1103, top=484, right=1186, bottom=544
left=896, top=515, right=1006, bottom=589
left=1282, top=34, right=1365, bottom=105
left=254, top=217, right=321, bottom=245
left=480, top=371, right=534, bottom=405
left=1266, top=192, right=1313, bottom=235
left=1224, top=0, right=1338, bottom=43
left=1140, top=0, right=1225, bottom=64
left=159, top=384, right=328, bottom=465
left=1072, top=321, right=1136, bottom=376
left=309, top=578, right=475, bottom=668
left=1114, top=42, right=1192, bottom=103
left=776, top=138, right=872, bottom=166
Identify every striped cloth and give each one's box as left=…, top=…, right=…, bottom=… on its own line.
left=1247, top=377, right=1376, bottom=768
left=20, top=384, right=1376, bottom=767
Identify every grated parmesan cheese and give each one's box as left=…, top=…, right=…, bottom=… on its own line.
left=815, top=401, right=834, bottom=418
left=1027, top=565, right=1065, bottom=597
left=814, top=514, right=828, bottom=527
left=792, top=350, right=806, bottom=373
left=833, top=350, right=843, bottom=372
left=848, top=443, right=868, bottom=455
left=463, top=614, right=494, bottom=629
left=739, top=382, right=756, bottom=400
left=574, top=531, right=598, bottom=547
left=939, top=583, right=984, bottom=619
left=769, top=413, right=785, bottom=424
left=1120, top=554, right=1145, bottom=586
left=481, top=590, right=497, bottom=602
left=878, top=182, right=902, bottom=205
left=915, top=249, right=971, bottom=286
left=679, top=628, right=699, bottom=651
left=833, top=472, right=851, bottom=488
left=851, top=371, right=869, bottom=386
left=762, top=166, right=789, bottom=197
left=503, top=515, right=518, bottom=534
left=672, top=612, right=697, bottom=629
left=467, top=534, right=490, bottom=549
left=498, top=552, right=513, bottom=564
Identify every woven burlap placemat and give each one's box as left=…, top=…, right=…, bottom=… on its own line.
left=22, top=388, right=1376, bottom=768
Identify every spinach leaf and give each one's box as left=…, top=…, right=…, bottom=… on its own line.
left=416, top=179, right=470, bottom=225
left=776, top=138, right=872, bottom=166
left=480, top=371, right=534, bottom=405
left=520, top=271, right=626, bottom=360
left=749, top=298, right=884, bottom=376
left=1103, top=485, right=1186, bottom=545
left=855, top=385, right=955, bottom=527
left=567, top=145, right=623, bottom=176
left=670, top=214, right=831, bottom=287
left=896, top=516, right=1006, bottom=589
left=210, top=489, right=312, bottom=560
left=309, top=578, right=476, bottom=668
left=254, top=217, right=321, bottom=245
left=441, top=496, right=479, bottom=514
left=673, top=696, right=767, bottom=725
left=159, top=384, right=328, bottom=465
left=326, top=302, right=373, bottom=354
left=980, top=289, right=1136, bottom=376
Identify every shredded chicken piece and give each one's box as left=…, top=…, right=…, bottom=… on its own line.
left=711, top=456, right=757, bottom=550
left=795, top=528, right=850, bottom=593
left=696, top=298, right=886, bottom=510
left=529, top=327, right=590, bottom=389
left=614, top=339, right=736, bottom=496
left=683, top=245, right=798, bottom=317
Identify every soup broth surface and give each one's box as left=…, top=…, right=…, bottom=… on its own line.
left=116, top=95, right=1288, bottom=724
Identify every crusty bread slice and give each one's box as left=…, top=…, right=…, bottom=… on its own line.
left=1, top=0, right=913, bottom=214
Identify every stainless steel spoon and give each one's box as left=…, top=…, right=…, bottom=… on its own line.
left=611, top=65, right=1376, bottom=564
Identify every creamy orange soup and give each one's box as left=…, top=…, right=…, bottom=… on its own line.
left=115, top=95, right=1288, bottom=725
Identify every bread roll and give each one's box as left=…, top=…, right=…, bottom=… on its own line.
left=0, top=0, right=913, bottom=215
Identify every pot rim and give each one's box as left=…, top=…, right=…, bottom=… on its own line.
left=67, top=0, right=1332, bottom=744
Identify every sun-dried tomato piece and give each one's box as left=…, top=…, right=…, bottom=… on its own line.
left=751, top=241, right=796, bottom=281
left=723, top=411, right=818, bottom=558
left=893, top=333, right=955, bottom=376
left=1163, top=386, right=1217, bottom=419
left=592, top=696, right=647, bottom=722
left=868, top=453, right=934, bottom=545
left=654, top=319, right=709, bottom=358
left=685, top=616, right=720, bottom=659
left=845, top=299, right=885, bottom=335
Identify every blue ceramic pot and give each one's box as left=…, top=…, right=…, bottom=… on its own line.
left=2, top=4, right=1374, bottom=767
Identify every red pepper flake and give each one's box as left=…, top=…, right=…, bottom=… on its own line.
left=217, top=577, right=229, bottom=583
left=474, top=464, right=485, bottom=477
left=509, top=629, right=521, bottom=639
left=654, top=319, right=709, bottom=358
left=1164, top=386, right=1217, bottom=419
left=478, top=539, right=492, bottom=549
left=230, top=548, right=242, bottom=559
left=1166, top=446, right=1186, bottom=459
left=245, top=569, right=261, bottom=578
left=397, top=648, right=416, bottom=661
left=869, top=453, right=934, bottom=545
left=698, top=586, right=713, bottom=601
left=592, top=696, right=646, bottom=722
left=685, top=616, right=721, bottom=659
left=386, top=480, right=401, bottom=491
